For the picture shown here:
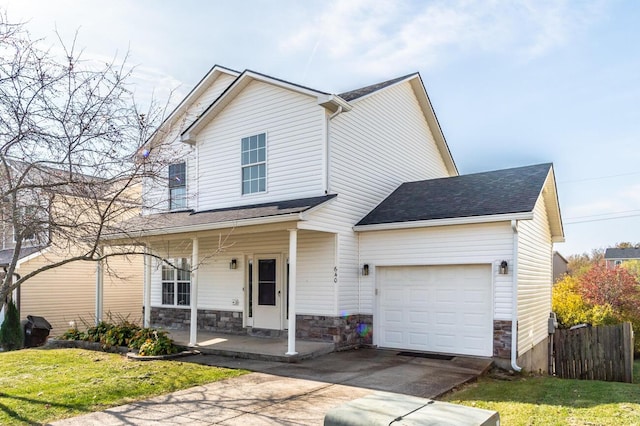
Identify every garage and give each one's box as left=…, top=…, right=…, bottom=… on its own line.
left=376, top=264, right=493, bottom=357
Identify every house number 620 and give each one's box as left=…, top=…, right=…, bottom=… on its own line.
left=334, top=267, right=338, bottom=283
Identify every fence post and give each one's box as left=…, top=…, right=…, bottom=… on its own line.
left=623, top=322, right=633, bottom=383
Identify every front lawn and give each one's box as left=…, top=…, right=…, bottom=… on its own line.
left=442, top=361, right=640, bottom=425
left=0, top=348, right=247, bottom=425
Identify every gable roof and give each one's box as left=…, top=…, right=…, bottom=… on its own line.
left=604, top=247, right=640, bottom=260
left=339, top=73, right=417, bottom=101
left=181, top=70, right=351, bottom=143
left=356, top=163, right=564, bottom=241
left=147, top=65, right=240, bottom=147
left=107, top=194, right=337, bottom=239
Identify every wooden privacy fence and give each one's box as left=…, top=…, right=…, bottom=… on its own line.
left=552, top=322, right=634, bottom=383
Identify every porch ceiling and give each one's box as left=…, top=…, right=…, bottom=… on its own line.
left=106, top=194, right=337, bottom=240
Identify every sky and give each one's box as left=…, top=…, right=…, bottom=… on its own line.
left=1, top=0, right=639, bottom=257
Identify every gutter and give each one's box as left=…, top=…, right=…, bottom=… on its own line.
left=353, top=212, right=533, bottom=232
left=511, top=219, right=522, bottom=372
left=104, top=211, right=304, bottom=241
left=325, top=106, right=344, bottom=194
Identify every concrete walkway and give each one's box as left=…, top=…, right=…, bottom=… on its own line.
left=51, top=349, right=492, bottom=425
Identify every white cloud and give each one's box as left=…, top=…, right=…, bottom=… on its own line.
left=281, top=0, right=607, bottom=76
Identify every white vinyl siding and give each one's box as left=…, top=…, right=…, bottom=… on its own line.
left=195, top=80, right=325, bottom=210
left=517, top=195, right=553, bottom=356
left=358, top=222, right=514, bottom=319
left=142, top=72, right=236, bottom=214
left=306, top=81, right=452, bottom=313
left=149, top=229, right=336, bottom=316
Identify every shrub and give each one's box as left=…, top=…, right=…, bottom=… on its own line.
left=137, top=331, right=178, bottom=356
left=57, top=320, right=178, bottom=356
left=60, top=328, right=87, bottom=341
left=552, top=275, right=618, bottom=328
left=86, top=321, right=114, bottom=343
left=102, top=321, right=140, bottom=347
left=129, top=328, right=161, bottom=350
left=0, top=300, right=23, bottom=351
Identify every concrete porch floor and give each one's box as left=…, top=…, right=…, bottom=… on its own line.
left=168, top=330, right=336, bottom=362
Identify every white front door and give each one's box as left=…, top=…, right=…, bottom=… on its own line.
left=252, top=256, right=282, bottom=330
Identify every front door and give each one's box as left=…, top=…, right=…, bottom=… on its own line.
left=252, top=256, right=281, bottom=329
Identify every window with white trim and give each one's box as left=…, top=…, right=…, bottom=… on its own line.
left=161, top=258, right=191, bottom=306
left=168, top=162, right=186, bottom=210
left=241, top=133, right=266, bottom=195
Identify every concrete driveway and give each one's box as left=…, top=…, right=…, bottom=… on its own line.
left=51, top=349, right=491, bottom=425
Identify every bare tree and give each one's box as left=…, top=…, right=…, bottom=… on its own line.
left=0, top=12, right=181, bottom=306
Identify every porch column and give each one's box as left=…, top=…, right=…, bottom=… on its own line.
left=143, top=246, right=152, bottom=328
left=286, top=228, right=298, bottom=355
left=95, top=247, right=104, bottom=325
left=189, top=237, right=199, bottom=346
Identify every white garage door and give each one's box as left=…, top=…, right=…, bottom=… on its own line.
left=377, top=265, right=493, bottom=357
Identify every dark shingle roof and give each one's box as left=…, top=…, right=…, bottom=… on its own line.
left=114, top=194, right=337, bottom=236
left=604, top=247, right=640, bottom=259
left=357, top=163, right=552, bottom=226
left=339, top=73, right=417, bottom=101
left=0, top=246, right=45, bottom=266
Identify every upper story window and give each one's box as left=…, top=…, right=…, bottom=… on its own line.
left=241, top=133, right=266, bottom=195
left=168, top=162, right=186, bottom=210
left=13, top=205, right=47, bottom=244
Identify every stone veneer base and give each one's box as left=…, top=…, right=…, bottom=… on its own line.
left=493, top=320, right=512, bottom=358
left=150, top=307, right=244, bottom=334
left=150, top=308, right=373, bottom=348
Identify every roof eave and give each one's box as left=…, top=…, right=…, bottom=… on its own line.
left=317, top=95, right=352, bottom=113
left=181, top=71, right=335, bottom=144
left=105, top=212, right=304, bottom=241
left=354, top=211, right=534, bottom=232
left=541, top=165, right=565, bottom=242
left=408, top=75, right=458, bottom=176
left=149, top=65, right=240, bottom=147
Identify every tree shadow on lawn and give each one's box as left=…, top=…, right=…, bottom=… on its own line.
left=0, top=392, right=93, bottom=424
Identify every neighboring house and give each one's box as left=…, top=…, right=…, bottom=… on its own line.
left=553, top=251, right=568, bottom=282
left=604, top=247, right=640, bottom=269
left=0, top=161, right=143, bottom=333
left=110, top=65, right=564, bottom=372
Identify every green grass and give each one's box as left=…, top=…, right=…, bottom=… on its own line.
left=0, top=348, right=247, bottom=425
left=442, top=361, right=640, bottom=425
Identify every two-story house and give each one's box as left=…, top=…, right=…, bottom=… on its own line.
left=0, top=160, right=143, bottom=333
left=604, top=247, right=640, bottom=269
left=110, top=65, right=564, bottom=372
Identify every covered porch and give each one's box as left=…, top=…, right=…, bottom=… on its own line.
left=168, top=329, right=335, bottom=362
left=100, top=195, right=340, bottom=357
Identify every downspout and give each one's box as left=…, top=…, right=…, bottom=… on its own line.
left=325, top=106, right=343, bottom=194
left=511, top=220, right=522, bottom=372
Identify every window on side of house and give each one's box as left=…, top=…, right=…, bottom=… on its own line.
left=161, top=258, right=191, bottom=306
left=168, top=162, right=186, bottom=210
left=241, top=133, right=266, bottom=195
left=13, top=205, right=45, bottom=244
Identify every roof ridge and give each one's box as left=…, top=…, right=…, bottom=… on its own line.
left=338, top=72, right=419, bottom=101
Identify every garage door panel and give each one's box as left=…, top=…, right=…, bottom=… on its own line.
left=383, top=330, right=404, bottom=345
left=378, top=265, right=492, bottom=357
left=409, top=311, right=430, bottom=325
left=382, top=309, right=404, bottom=324
left=408, top=332, right=429, bottom=346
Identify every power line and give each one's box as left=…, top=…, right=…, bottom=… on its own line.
left=565, top=213, right=640, bottom=225
left=559, top=171, right=640, bottom=184
left=565, top=209, right=640, bottom=220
